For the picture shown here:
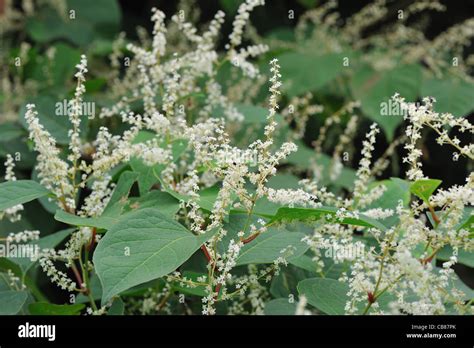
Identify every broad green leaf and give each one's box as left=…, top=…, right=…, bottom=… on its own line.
left=279, top=52, right=349, bottom=97
left=265, top=28, right=296, bottom=42
left=67, top=0, right=121, bottom=32
left=0, top=122, right=24, bottom=142
left=93, top=208, right=216, bottom=303
left=220, top=214, right=308, bottom=265
left=131, top=133, right=188, bottom=195
left=0, top=290, right=28, bottom=314
left=54, top=210, right=118, bottom=230
left=445, top=271, right=474, bottom=301
left=289, top=254, right=317, bottom=273
left=250, top=197, right=282, bottom=217
left=102, top=171, right=140, bottom=217
left=454, top=207, right=473, bottom=235
left=421, top=77, right=474, bottom=117
left=26, top=8, right=94, bottom=45
left=28, top=302, right=84, bottom=315
left=267, top=173, right=301, bottom=189
left=264, top=298, right=297, bottom=315
left=285, top=141, right=356, bottom=189
left=350, top=64, right=422, bottom=140
left=0, top=180, right=49, bottom=211
left=235, top=104, right=284, bottom=124
left=290, top=254, right=349, bottom=280
left=108, top=297, right=124, bottom=315
left=162, top=181, right=235, bottom=218
left=364, top=178, right=411, bottom=227
left=297, top=278, right=348, bottom=314
left=0, top=138, right=36, bottom=169
left=270, top=207, right=388, bottom=232
left=219, top=0, right=240, bottom=14
left=459, top=215, right=474, bottom=235
left=129, top=158, right=160, bottom=196
left=236, top=229, right=308, bottom=265
left=270, top=265, right=313, bottom=298
left=26, top=0, right=121, bottom=44
left=410, top=179, right=442, bottom=204
left=125, top=191, right=180, bottom=218
left=50, top=43, right=81, bottom=87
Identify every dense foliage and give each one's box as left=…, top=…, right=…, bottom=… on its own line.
left=0, top=0, right=473, bottom=315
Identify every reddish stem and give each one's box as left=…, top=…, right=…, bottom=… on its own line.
left=71, top=263, right=87, bottom=293
left=214, top=283, right=222, bottom=300
left=367, top=291, right=375, bottom=304
left=428, top=206, right=440, bottom=225
left=87, top=228, right=97, bottom=251
left=201, top=245, right=212, bottom=262
left=241, top=232, right=260, bottom=244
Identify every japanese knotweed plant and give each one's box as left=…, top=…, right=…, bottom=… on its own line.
left=0, top=0, right=473, bottom=316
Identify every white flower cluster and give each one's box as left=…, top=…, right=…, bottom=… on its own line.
left=228, top=0, right=265, bottom=48
left=6, top=230, right=40, bottom=243
left=1, top=154, right=24, bottom=222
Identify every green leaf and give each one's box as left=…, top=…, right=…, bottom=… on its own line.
left=219, top=0, right=241, bottom=14
left=67, top=0, right=121, bottom=30
left=267, top=174, right=301, bottom=189
left=0, top=122, right=24, bottom=142
left=410, top=179, right=442, bottom=204
left=270, top=265, right=314, bottom=298
left=236, top=229, right=308, bottom=266
left=264, top=298, right=297, bottom=315
left=289, top=254, right=317, bottom=273
left=421, top=77, right=474, bottom=117
left=54, top=210, right=118, bottom=230
left=459, top=215, right=474, bottom=235
left=270, top=207, right=387, bottom=232
left=56, top=189, right=180, bottom=230
left=162, top=182, right=235, bottom=218
left=364, top=178, right=411, bottom=227
left=131, top=134, right=188, bottom=195
left=26, top=8, right=94, bottom=45
left=26, top=0, right=121, bottom=44
left=235, top=104, right=284, bottom=124
left=102, top=171, right=140, bottom=216
left=220, top=214, right=308, bottom=265
left=108, top=297, right=124, bottom=315
left=444, top=271, right=474, bottom=301
left=278, top=52, right=349, bottom=97
left=93, top=208, right=216, bottom=303
left=285, top=141, right=356, bottom=189
left=0, top=291, right=28, bottom=314
left=437, top=247, right=474, bottom=268
left=28, top=302, right=85, bottom=315
left=50, top=43, right=81, bottom=87
left=297, top=278, right=348, bottom=314
left=125, top=191, right=180, bottom=218
left=351, top=64, right=422, bottom=140
left=0, top=180, right=49, bottom=211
